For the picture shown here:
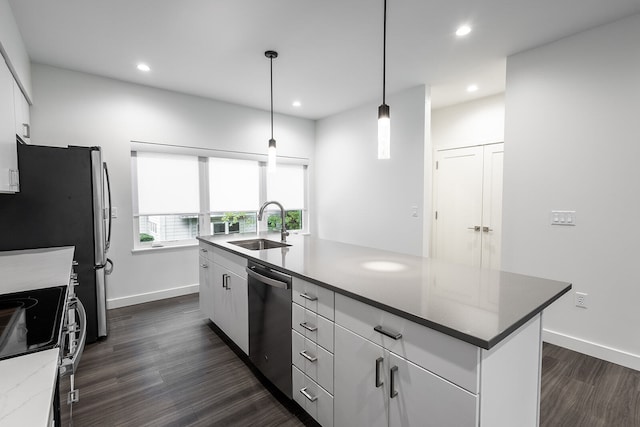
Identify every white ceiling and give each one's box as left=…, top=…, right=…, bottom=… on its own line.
left=9, top=0, right=640, bottom=119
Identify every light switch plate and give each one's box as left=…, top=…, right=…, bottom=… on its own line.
left=111, top=207, right=118, bottom=218
left=550, top=210, right=576, bottom=226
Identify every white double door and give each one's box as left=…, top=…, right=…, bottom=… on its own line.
left=433, top=143, right=504, bottom=270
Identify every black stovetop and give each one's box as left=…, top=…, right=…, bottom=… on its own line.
left=0, top=286, right=67, bottom=361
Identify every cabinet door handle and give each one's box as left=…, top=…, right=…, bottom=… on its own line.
left=390, top=366, right=398, bottom=398
left=300, top=292, right=318, bottom=301
left=299, top=322, right=317, bottom=332
left=375, top=357, right=383, bottom=388
left=467, top=225, right=481, bottom=231
left=299, top=350, right=317, bottom=362
left=200, top=264, right=208, bottom=269
left=200, top=248, right=208, bottom=253
left=374, top=325, right=402, bottom=340
left=299, top=387, right=318, bottom=402
left=224, top=274, right=231, bottom=290
left=222, top=273, right=228, bottom=289
left=482, top=226, right=494, bottom=233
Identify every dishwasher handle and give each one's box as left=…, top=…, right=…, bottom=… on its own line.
left=246, top=266, right=290, bottom=289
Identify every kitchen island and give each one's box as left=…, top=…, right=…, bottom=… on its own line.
left=197, top=233, right=571, bottom=427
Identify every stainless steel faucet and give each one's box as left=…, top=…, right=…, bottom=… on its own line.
left=258, top=200, right=289, bottom=242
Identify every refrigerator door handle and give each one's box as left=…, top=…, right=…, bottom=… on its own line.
left=103, top=162, right=112, bottom=251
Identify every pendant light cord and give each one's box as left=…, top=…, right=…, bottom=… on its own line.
left=270, top=56, right=274, bottom=140
left=382, top=0, right=387, bottom=105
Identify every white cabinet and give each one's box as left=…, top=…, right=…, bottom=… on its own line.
left=197, top=243, right=249, bottom=354
left=198, top=252, right=214, bottom=321
left=334, top=325, right=478, bottom=427
left=388, top=352, right=478, bottom=427
left=0, top=60, right=18, bottom=193
left=291, top=277, right=335, bottom=427
left=210, top=246, right=249, bottom=355
left=334, top=292, right=543, bottom=427
left=13, top=81, right=30, bottom=143
left=293, top=366, right=334, bottom=427
left=334, top=325, right=387, bottom=427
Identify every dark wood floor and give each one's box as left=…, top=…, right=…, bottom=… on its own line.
left=66, top=294, right=314, bottom=427
left=66, top=294, right=640, bottom=426
left=541, top=342, right=640, bottom=426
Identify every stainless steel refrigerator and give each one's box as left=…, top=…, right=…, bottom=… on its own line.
left=0, top=142, right=112, bottom=342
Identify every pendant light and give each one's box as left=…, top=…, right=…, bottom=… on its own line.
left=378, top=0, right=390, bottom=159
left=265, top=50, right=278, bottom=172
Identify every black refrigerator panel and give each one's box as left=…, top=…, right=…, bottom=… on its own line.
left=0, top=143, right=99, bottom=342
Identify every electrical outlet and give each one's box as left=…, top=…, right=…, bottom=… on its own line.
left=575, top=292, right=588, bottom=308
left=111, top=207, right=118, bottom=218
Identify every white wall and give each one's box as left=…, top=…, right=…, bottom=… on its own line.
left=314, top=85, right=429, bottom=256
left=431, top=94, right=504, bottom=149
left=30, top=63, right=315, bottom=307
left=503, top=13, right=640, bottom=370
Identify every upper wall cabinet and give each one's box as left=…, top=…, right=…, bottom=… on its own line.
left=14, top=80, right=30, bottom=143
left=0, top=61, right=19, bottom=193
left=0, top=0, right=32, bottom=99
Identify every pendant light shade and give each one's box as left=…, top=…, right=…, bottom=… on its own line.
left=378, top=0, right=390, bottom=159
left=265, top=50, right=278, bottom=172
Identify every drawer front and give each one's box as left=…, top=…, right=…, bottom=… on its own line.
left=211, top=246, right=247, bottom=279
left=292, top=303, right=334, bottom=352
left=198, top=243, right=215, bottom=262
left=293, top=366, right=334, bottom=427
left=292, top=278, right=335, bottom=320
left=292, top=330, right=334, bottom=394
left=334, top=294, right=480, bottom=393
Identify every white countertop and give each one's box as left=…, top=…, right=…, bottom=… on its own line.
left=0, top=348, right=59, bottom=426
left=0, top=246, right=75, bottom=426
left=0, top=246, right=75, bottom=294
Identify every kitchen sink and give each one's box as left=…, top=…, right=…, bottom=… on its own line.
left=228, top=238, right=291, bottom=250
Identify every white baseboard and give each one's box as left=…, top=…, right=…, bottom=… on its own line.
left=543, top=328, right=640, bottom=371
left=107, top=283, right=199, bottom=309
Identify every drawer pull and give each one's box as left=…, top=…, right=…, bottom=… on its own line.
left=200, top=264, right=208, bottom=269
left=300, top=322, right=318, bottom=332
left=300, top=387, right=318, bottom=402
left=374, top=325, right=402, bottom=340
left=390, top=365, right=398, bottom=398
left=300, top=350, right=317, bottom=362
left=300, top=292, right=318, bottom=301
left=200, top=248, right=208, bottom=253
left=375, top=357, right=383, bottom=388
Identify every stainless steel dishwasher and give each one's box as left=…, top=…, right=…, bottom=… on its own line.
left=246, top=260, right=292, bottom=398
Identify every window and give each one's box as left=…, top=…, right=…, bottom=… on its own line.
left=208, top=158, right=259, bottom=235
left=266, top=164, right=306, bottom=231
left=131, top=147, right=308, bottom=248
left=134, top=152, right=200, bottom=244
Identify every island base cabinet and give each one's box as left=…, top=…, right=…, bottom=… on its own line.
left=212, top=261, right=248, bottom=355
left=388, top=352, right=478, bottom=427
left=293, top=366, right=333, bottom=427
left=198, top=254, right=214, bottom=321
left=334, top=325, right=388, bottom=427
left=334, top=324, right=479, bottom=427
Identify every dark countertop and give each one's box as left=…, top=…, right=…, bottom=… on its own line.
left=198, top=233, right=571, bottom=350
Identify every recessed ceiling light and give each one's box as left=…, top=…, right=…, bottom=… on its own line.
left=137, top=63, right=151, bottom=72
left=467, top=84, right=478, bottom=93
left=456, top=25, right=472, bottom=37
left=292, top=101, right=302, bottom=107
